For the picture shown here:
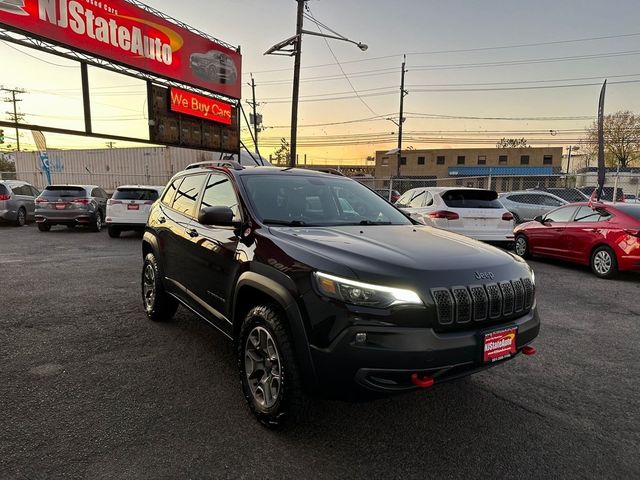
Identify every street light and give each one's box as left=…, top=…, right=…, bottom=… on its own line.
left=265, top=0, right=368, bottom=167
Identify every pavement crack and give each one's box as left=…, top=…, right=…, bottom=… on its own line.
left=476, top=384, right=547, bottom=419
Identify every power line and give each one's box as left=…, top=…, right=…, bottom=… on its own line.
left=242, top=31, right=640, bottom=76
left=305, top=7, right=379, bottom=116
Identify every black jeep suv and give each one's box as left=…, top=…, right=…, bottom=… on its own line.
left=142, top=163, right=539, bottom=427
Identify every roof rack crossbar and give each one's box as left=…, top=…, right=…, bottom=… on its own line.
left=185, top=160, right=244, bottom=171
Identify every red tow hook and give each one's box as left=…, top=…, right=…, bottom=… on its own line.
left=522, top=345, right=537, bottom=356
left=411, top=373, right=435, bottom=388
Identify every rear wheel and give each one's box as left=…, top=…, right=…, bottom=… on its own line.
left=108, top=226, right=121, bottom=238
left=142, top=252, right=178, bottom=321
left=14, top=208, right=26, bottom=226
left=91, top=211, right=103, bottom=232
left=591, top=246, right=618, bottom=279
left=514, top=234, right=530, bottom=259
left=238, top=304, right=310, bottom=429
left=37, top=223, right=51, bottom=232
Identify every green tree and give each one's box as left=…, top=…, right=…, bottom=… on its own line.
left=0, top=155, right=16, bottom=172
left=584, top=110, right=640, bottom=168
left=496, top=137, right=529, bottom=148
left=272, top=138, right=290, bottom=166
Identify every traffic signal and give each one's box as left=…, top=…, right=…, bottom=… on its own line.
left=0, top=129, right=4, bottom=144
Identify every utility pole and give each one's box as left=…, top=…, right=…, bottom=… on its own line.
left=247, top=74, right=261, bottom=152
left=396, top=56, right=408, bottom=178
left=2, top=87, right=25, bottom=151
left=290, top=0, right=306, bottom=167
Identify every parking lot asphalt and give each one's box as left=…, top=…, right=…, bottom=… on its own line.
left=0, top=222, right=638, bottom=479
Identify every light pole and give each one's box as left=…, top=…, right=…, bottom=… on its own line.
left=265, top=0, right=368, bottom=167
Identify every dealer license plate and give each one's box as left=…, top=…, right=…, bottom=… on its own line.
left=483, top=327, right=517, bottom=363
left=127, top=204, right=140, bottom=210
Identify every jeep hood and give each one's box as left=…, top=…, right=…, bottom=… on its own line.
left=268, top=225, right=530, bottom=288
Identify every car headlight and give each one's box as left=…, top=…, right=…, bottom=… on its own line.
left=530, top=269, right=536, bottom=286
left=314, top=272, right=423, bottom=308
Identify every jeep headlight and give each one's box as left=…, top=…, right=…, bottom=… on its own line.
left=314, top=272, right=423, bottom=308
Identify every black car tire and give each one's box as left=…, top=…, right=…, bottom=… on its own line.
left=238, top=304, right=310, bottom=429
left=514, top=234, right=531, bottom=259
left=108, top=226, right=121, bottom=238
left=91, top=211, right=103, bottom=232
left=14, top=207, right=26, bottom=226
left=142, top=252, right=178, bottom=321
left=37, top=223, right=51, bottom=232
left=590, top=246, right=618, bottom=279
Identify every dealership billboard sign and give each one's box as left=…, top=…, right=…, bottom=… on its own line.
left=0, top=0, right=242, bottom=99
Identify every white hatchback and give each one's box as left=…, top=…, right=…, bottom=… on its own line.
left=106, top=185, right=164, bottom=238
left=396, top=187, right=514, bottom=243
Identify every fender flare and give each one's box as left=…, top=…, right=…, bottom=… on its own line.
left=234, top=271, right=319, bottom=391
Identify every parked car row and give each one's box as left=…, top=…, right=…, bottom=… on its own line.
left=0, top=180, right=163, bottom=235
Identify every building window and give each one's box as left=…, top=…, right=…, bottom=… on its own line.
left=499, top=155, right=508, bottom=164
left=400, top=157, right=407, bottom=165
left=381, top=157, right=388, bottom=166
left=457, top=156, right=465, bottom=165
left=478, top=155, right=486, bottom=165
left=543, top=155, right=553, bottom=165
left=436, top=156, right=445, bottom=165
left=520, top=155, right=530, bottom=165
left=418, top=156, right=425, bottom=165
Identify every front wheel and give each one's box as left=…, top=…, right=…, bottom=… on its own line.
left=238, top=305, right=310, bottom=429
left=514, top=234, right=531, bottom=259
left=141, top=252, right=178, bottom=321
left=591, top=246, right=618, bottom=279
left=37, top=223, right=51, bottom=232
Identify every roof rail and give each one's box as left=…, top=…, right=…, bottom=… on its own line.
left=300, top=167, right=345, bottom=176
left=185, top=160, right=244, bottom=171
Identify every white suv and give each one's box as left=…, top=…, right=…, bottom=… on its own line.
left=396, top=187, right=515, bottom=243
left=106, top=185, right=163, bottom=238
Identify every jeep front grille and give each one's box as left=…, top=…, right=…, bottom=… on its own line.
left=431, top=278, right=534, bottom=328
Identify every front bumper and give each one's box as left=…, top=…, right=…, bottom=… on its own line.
left=310, top=307, right=539, bottom=395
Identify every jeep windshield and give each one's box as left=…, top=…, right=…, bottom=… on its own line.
left=241, top=174, right=411, bottom=227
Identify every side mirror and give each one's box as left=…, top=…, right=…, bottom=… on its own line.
left=198, top=206, right=238, bottom=227
left=534, top=215, right=544, bottom=223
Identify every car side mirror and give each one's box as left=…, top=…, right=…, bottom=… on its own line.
left=198, top=206, right=239, bottom=227
left=534, top=215, right=544, bottom=223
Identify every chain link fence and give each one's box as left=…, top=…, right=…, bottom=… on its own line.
left=356, top=173, right=640, bottom=203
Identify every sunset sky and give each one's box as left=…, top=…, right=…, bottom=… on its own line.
left=2, top=0, right=640, bottom=164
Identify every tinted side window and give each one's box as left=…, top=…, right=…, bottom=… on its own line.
left=91, top=188, right=100, bottom=197
left=172, top=174, right=206, bottom=217
left=200, top=173, right=241, bottom=221
left=29, top=186, right=40, bottom=196
left=162, top=178, right=182, bottom=207
left=11, top=185, right=27, bottom=195
left=0, top=184, right=8, bottom=195
left=573, top=206, right=611, bottom=223
left=396, top=190, right=414, bottom=206
left=540, top=195, right=564, bottom=206
left=545, top=206, right=577, bottom=223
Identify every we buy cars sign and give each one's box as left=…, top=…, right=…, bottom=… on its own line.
left=0, top=0, right=241, bottom=99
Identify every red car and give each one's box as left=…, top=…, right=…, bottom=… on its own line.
left=513, top=202, right=640, bottom=278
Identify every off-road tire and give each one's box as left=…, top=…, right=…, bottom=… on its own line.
left=238, top=304, right=310, bottom=429
left=142, top=252, right=178, bottom=321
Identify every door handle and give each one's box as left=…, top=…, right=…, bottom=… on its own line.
left=187, top=228, right=199, bottom=238
left=158, top=216, right=166, bottom=224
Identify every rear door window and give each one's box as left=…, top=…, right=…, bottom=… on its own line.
left=171, top=174, right=206, bottom=217
left=113, top=188, right=160, bottom=201
left=441, top=189, right=502, bottom=209
left=408, top=190, right=427, bottom=208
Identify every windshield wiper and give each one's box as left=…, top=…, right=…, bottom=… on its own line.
left=262, top=219, right=310, bottom=227
left=359, top=220, right=392, bottom=225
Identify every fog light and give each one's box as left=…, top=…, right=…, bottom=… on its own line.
left=355, top=332, right=367, bottom=344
